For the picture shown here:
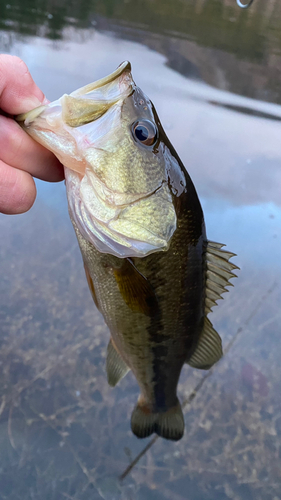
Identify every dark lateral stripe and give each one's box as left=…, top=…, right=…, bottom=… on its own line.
left=146, top=257, right=168, bottom=409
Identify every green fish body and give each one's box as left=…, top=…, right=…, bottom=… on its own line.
left=17, top=62, right=238, bottom=441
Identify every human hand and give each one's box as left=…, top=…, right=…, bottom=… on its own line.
left=0, top=55, right=64, bottom=215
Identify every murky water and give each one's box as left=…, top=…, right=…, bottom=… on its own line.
left=0, top=1, right=281, bottom=499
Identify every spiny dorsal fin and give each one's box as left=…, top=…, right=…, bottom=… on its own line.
left=187, top=317, right=222, bottom=370
left=106, top=339, right=130, bottom=387
left=205, top=240, right=239, bottom=315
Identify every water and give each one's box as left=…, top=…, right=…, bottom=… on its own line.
left=0, top=1, right=281, bottom=499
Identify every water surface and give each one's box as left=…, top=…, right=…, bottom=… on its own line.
left=0, top=1, right=280, bottom=499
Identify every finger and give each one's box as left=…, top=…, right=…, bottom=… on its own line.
left=0, top=160, right=36, bottom=214
left=0, top=115, right=64, bottom=182
left=0, top=55, right=46, bottom=114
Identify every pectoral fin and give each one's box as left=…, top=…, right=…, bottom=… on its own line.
left=187, top=317, right=222, bottom=370
left=106, top=339, right=130, bottom=387
left=83, top=263, right=100, bottom=311
left=113, top=258, right=158, bottom=317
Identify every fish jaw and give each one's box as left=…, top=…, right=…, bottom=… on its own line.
left=17, top=61, right=134, bottom=176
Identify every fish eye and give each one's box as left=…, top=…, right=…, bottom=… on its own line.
left=132, top=120, right=157, bottom=146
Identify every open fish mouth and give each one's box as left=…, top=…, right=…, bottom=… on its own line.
left=17, top=61, right=134, bottom=128
left=16, top=61, right=135, bottom=181
left=60, top=61, right=134, bottom=129
left=16, top=62, right=177, bottom=259
left=70, top=61, right=133, bottom=97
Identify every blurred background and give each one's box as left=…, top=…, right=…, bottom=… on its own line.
left=0, top=1, right=280, bottom=499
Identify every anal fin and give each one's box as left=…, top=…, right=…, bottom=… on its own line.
left=187, top=317, right=222, bottom=370
left=106, top=339, right=130, bottom=387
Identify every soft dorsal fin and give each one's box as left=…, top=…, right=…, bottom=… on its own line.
left=205, top=241, right=239, bottom=315
left=187, top=241, right=238, bottom=370
left=106, top=339, right=130, bottom=387
left=187, top=317, right=222, bottom=370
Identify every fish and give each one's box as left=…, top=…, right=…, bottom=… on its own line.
left=16, top=62, right=238, bottom=441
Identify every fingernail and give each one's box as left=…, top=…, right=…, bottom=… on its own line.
left=22, top=95, right=48, bottom=111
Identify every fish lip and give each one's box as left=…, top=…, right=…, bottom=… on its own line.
left=92, top=61, right=132, bottom=90
left=15, top=62, right=134, bottom=125
left=71, top=61, right=133, bottom=96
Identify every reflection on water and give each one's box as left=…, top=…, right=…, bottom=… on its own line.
left=2, top=0, right=281, bottom=103
left=0, top=0, right=281, bottom=499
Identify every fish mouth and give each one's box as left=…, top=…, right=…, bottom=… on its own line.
left=71, top=61, right=132, bottom=97
left=62, top=61, right=134, bottom=128
left=15, top=61, right=177, bottom=259
left=59, top=61, right=134, bottom=129
left=16, top=61, right=134, bottom=127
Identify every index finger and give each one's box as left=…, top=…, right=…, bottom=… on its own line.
left=0, top=55, right=46, bottom=114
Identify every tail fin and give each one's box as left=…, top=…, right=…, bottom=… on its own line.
left=131, top=399, right=184, bottom=441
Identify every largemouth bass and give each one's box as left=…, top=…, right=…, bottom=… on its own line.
left=17, top=62, right=238, bottom=441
